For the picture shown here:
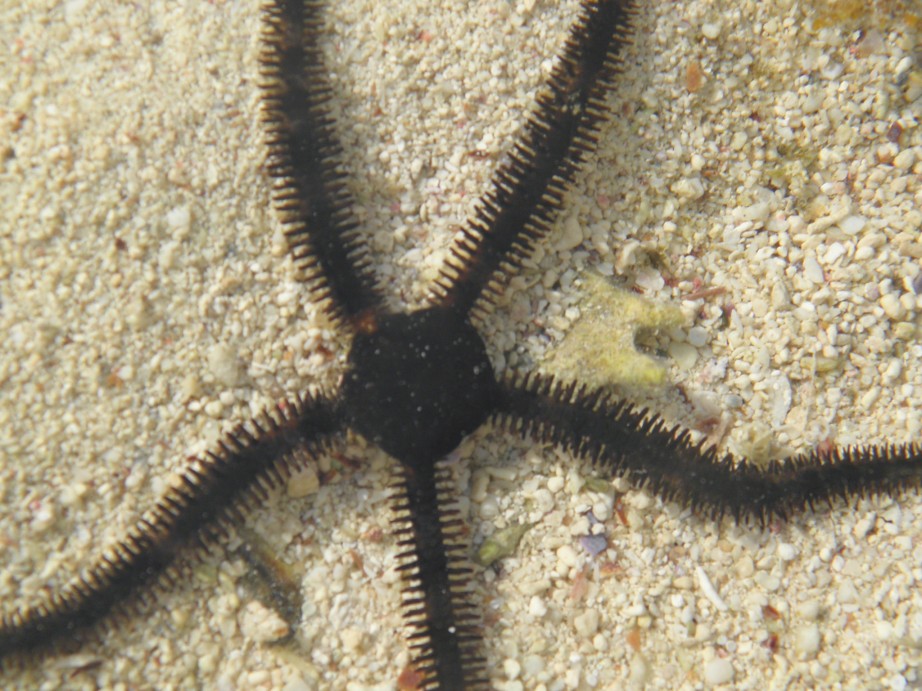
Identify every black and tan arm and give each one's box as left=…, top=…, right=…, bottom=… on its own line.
left=260, top=0, right=384, bottom=329
left=494, top=373, right=922, bottom=524
left=428, top=0, right=637, bottom=321
left=0, top=393, right=345, bottom=663
left=391, top=462, right=486, bottom=691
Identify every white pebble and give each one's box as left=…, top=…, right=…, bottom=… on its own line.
left=801, top=92, right=822, bottom=113
left=204, top=400, right=224, bottom=418
left=701, top=22, right=720, bottom=40
left=574, top=610, right=600, bottom=637
left=893, top=148, right=915, bottom=170
left=771, top=281, right=790, bottom=309
left=803, top=256, right=824, bottom=283
left=287, top=465, right=320, bottom=498
left=838, top=215, right=867, bottom=234
left=523, top=655, right=545, bottom=677
left=556, top=544, right=579, bottom=569
left=770, top=374, right=792, bottom=427
left=822, top=242, right=846, bottom=265
left=821, top=61, right=844, bottom=79
left=853, top=514, right=877, bottom=539
left=239, top=601, right=291, bottom=644
left=531, top=488, right=555, bottom=513
left=528, top=595, right=547, bottom=617
left=672, top=176, right=705, bottom=200
left=703, top=658, right=734, bottom=685
left=629, top=654, right=650, bottom=685
left=669, top=342, right=699, bottom=370
left=882, top=359, right=902, bottom=384
left=687, top=326, right=708, bottom=347
left=208, top=342, right=241, bottom=387
left=880, top=293, right=905, bottom=320
left=340, top=627, right=366, bottom=653
left=503, top=658, right=522, bottom=680
left=795, top=624, right=822, bottom=657
left=777, top=542, right=798, bottom=561
left=740, top=201, right=770, bottom=223
left=696, top=566, right=728, bottom=611
left=837, top=580, right=859, bottom=604
left=30, top=502, right=56, bottom=533
left=166, top=204, right=191, bottom=235
left=556, top=214, right=584, bottom=251
left=797, top=600, right=822, bottom=620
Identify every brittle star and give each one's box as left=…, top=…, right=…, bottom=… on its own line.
left=1, top=0, right=920, bottom=688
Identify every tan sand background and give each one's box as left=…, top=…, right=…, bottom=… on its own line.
left=1, top=0, right=920, bottom=688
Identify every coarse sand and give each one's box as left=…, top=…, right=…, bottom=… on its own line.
left=1, top=0, right=920, bottom=688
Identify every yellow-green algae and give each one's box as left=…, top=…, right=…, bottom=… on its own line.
left=541, top=272, right=685, bottom=391
left=475, top=522, right=532, bottom=567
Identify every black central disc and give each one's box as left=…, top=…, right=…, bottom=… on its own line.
left=341, top=306, right=497, bottom=468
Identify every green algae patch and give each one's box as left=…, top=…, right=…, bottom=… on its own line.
left=542, top=273, right=685, bottom=390
left=475, top=522, right=533, bottom=567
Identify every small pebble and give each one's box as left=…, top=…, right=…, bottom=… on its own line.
left=911, top=273, right=922, bottom=295
left=893, top=148, right=915, bottom=170
left=340, top=628, right=366, bottom=653
left=673, top=176, right=705, bottom=200
left=523, top=655, right=545, bottom=678
left=740, top=201, right=770, bottom=223
left=166, top=204, right=191, bottom=235
left=287, top=466, right=320, bottom=498
left=204, top=400, right=224, bottom=418
left=880, top=293, right=905, bottom=320
left=803, top=256, right=824, bottom=283
left=238, top=601, right=291, bottom=644
left=629, top=654, right=650, bottom=685
left=556, top=544, right=579, bottom=569
left=797, top=600, right=822, bottom=621
left=777, top=542, right=798, bottom=561
left=701, top=22, right=720, bottom=40
left=579, top=534, right=608, bottom=556
left=556, top=214, right=583, bottom=251
left=208, top=342, right=241, bottom=388
left=574, top=610, right=600, bottom=637
left=822, top=242, right=846, bottom=265
left=30, top=502, right=56, bottom=533
left=668, top=342, right=698, bottom=369
left=703, top=657, right=734, bottom=685
left=528, top=596, right=547, bottom=617
left=795, top=624, right=822, bottom=658
left=838, top=215, right=867, bottom=234
left=687, top=326, right=708, bottom=347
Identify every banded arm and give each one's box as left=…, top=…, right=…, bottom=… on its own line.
left=428, top=0, right=637, bottom=320
left=494, top=373, right=922, bottom=524
left=0, top=393, right=345, bottom=663
left=260, top=0, right=384, bottom=329
left=391, top=462, right=486, bottom=690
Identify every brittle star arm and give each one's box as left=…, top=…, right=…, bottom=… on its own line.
left=494, top=373, right=922, bottom=524
left=260, top=0, right=384, bottom=329
left=0, top=393, right=345, bottom=663
left=390, top=462, right=486, bottom=690
left=428, top=0, right=636, bottom=320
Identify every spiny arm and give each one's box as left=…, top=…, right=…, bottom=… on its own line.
left=260, top=0, right=384, bottom=330
left=0, top=393, right=345, bottom=664
left=494, top=373, right=922, bottom=524
left=428, top=0, right=637, bottom=322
